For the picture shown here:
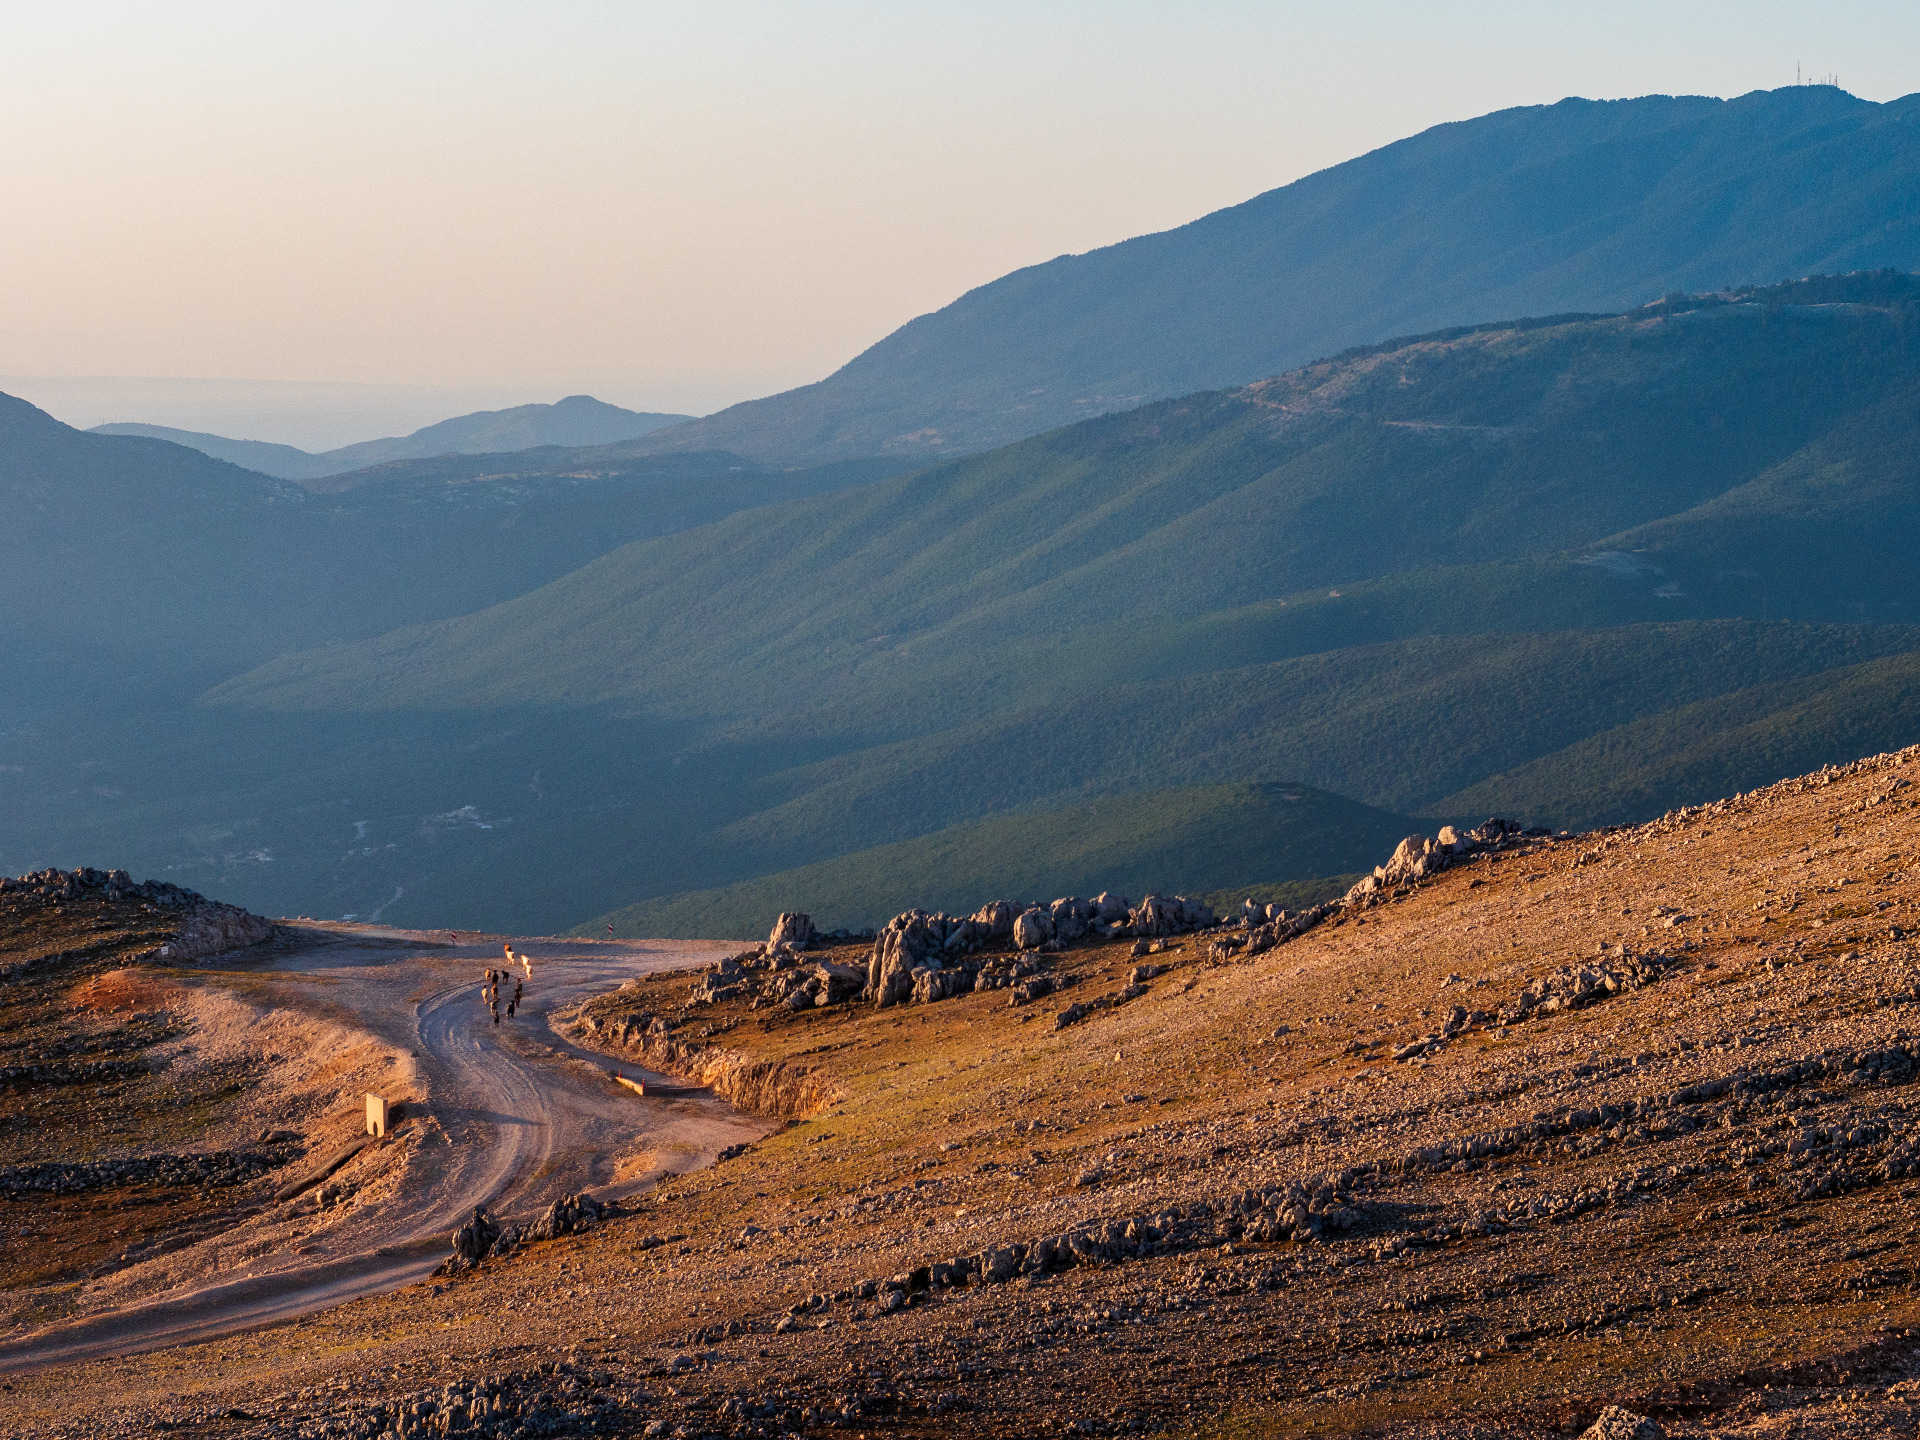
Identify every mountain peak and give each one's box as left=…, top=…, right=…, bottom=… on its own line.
left=614, top=87, right=1920, bottom=468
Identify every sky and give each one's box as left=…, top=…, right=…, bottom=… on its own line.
left=3, top=1, right=1918, bottom=446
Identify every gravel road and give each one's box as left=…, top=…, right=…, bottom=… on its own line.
left=0, top=924, right=760, bottom=1374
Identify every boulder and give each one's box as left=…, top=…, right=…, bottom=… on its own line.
left=911, top=966, right=971, bottom=1005
left=867, top=911, right=944, bottom=1007
left=1375, top=835, right=1443, bottom=886
left=1126, top=894, right=1211, bottom=936
left=970, top=899, right=1017, bottom=939
left=974, top=1244, right=1025, bottom=1283
left=811, top=961, right=865, bottom=1005
left=1048, top=897, right=1090, bottom=941
left=1011, top=975, right=1054, bottom=1005
left=767, top=912, right=815, bottom=949
left=523, top=1192, right=608, bottom=1244
left=1471, top=816, right=1523, bottom=845
left=939, top=919, right=973, bottom=951
left=1012, top=907, right=1054, bottom=951
left=450, top=1206, right=500, bottom=1264
left=1092, top=892, right=1132, bottom=923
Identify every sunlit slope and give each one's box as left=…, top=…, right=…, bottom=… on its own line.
left=567, top=783, right=1408, bottom=940
left=612, top=86, right=1920, bottom=464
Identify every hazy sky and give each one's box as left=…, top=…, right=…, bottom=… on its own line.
left=5, top=1, right=1919, bottom=442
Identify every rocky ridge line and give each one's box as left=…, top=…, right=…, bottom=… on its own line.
left=0, top=866, right=274, bottom=970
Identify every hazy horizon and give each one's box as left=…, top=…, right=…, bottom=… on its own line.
left=9, top=1, right=1920, bottom=444
left=0, top=375, right=692, bottom=452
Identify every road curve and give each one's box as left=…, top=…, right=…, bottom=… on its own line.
left=0, top=927, right=759, bottom=1375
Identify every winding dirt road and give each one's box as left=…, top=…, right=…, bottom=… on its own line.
left=0, top=924, right=760, bottom=1375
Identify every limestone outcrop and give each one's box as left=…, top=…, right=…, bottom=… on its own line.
left=1341, top=818, right=1544, bottom=906
left=671, top=815, right=1554, bottom=1024
left=854, top=893, right=1216, bottom=1010
left=159, top=900, right=275, bottom=961
left=766, top=912, right=814, bottom=950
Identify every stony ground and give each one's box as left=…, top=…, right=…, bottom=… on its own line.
left=5, top=749, right=1920, bottom=1437
left=0, top=873, right=296, bottom=1306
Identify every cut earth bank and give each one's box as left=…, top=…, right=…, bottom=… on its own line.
left=8, top=750, right=1920, bottom=1436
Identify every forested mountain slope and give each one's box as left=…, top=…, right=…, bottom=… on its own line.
left=123, top=275, right=1920, bottom=933
left=219, top=276, right=1920, bottom=720
left=572, top=783, right=1400, bottom=940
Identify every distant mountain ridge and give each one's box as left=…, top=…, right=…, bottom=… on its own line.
left=0, top=389, right=892, bottom=673
left=610, top=85, right=1920, bottom=466
left=91, top=394, right=693, bottom=483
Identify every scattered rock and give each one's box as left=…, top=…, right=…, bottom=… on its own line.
left=442, top=1207, right=502, bottom=1274
left=1013, top=907, right=1054, bottom=951
left=1343, top=818, right=1540, bottom=905
left=523, top=1192, right=611, bottom=1244
left=1581, top=1407, right=1665, bottom=1440
left=1497, top=950, right=1675, bottom=1025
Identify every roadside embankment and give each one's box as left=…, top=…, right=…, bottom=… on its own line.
left=568, top=1006, right=842, bottom=1117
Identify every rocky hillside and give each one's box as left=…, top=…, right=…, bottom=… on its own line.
left=0, top=870, right=297, bottom=1309
left=11, top=750, right=1920, bottom=1436
left=0, top=867, right=272, bottom=974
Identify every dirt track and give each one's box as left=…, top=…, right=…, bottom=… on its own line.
left=0, top=924, right=761, bottom=1375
